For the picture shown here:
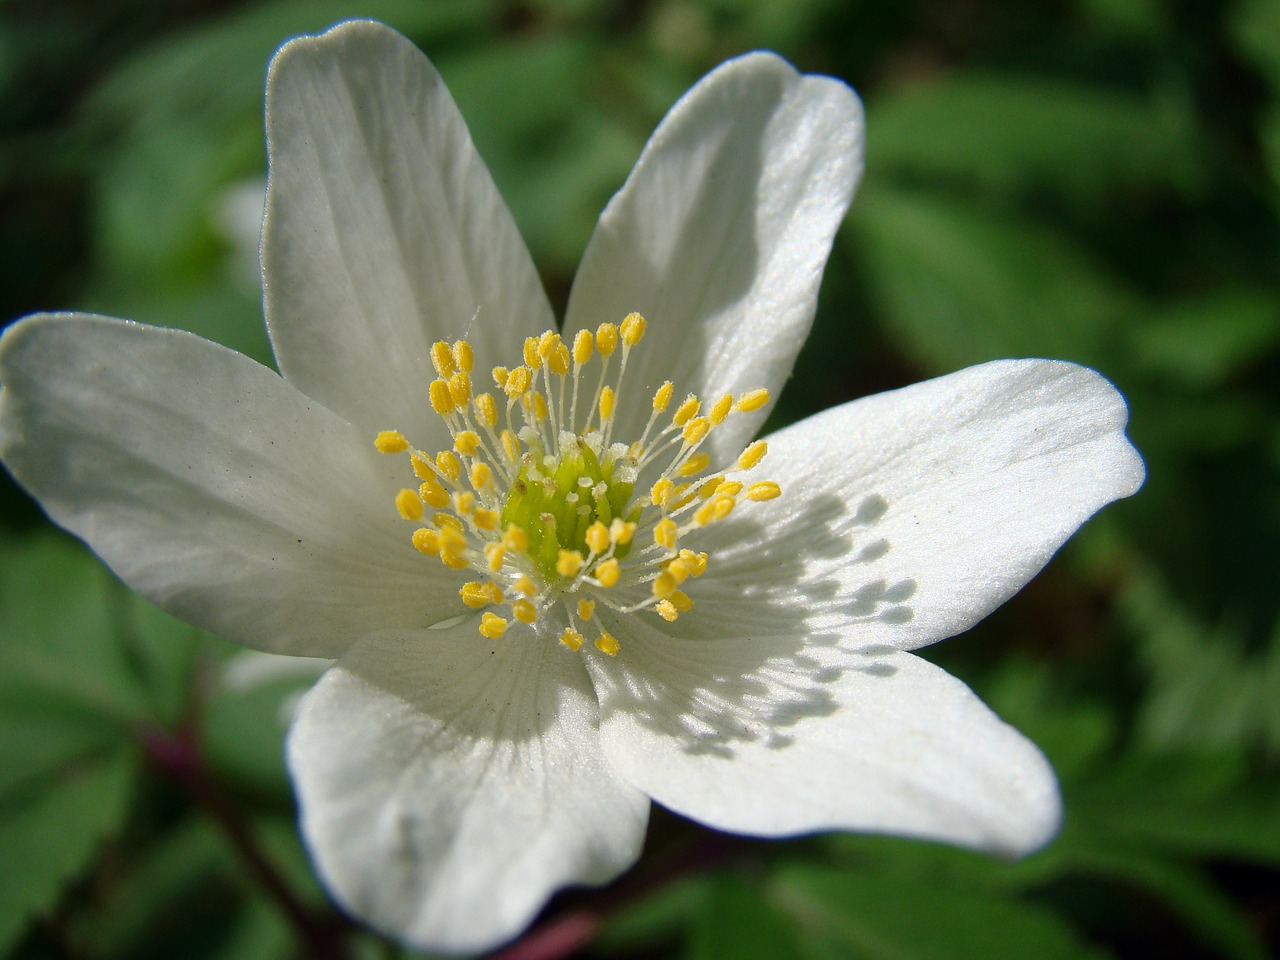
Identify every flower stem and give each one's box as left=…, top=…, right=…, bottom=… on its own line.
left=141, top=724, right=350, bottom=960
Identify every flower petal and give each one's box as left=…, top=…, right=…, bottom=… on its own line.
left=695, top=359, right=1145, bottom=651
left=288, top=625, right=649, bottom=954
left=564, top=52, right=863, bottom=463
left=0, top=314, right=458, bottom=658
left=263, top=20, right=553, bottom=440
left=587, top=618, right=1059, bottom=856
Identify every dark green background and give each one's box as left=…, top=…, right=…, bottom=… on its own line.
left=2, top=0, right=1278, bottom=958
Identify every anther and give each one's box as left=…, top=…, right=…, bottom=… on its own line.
left=429, top=379, right=455, bottom=415
left=595, top=558, right=620, bottom=587
left=396, top=489, right=424, bottom=521
left=452, top=340, right=474, bottom=373
left=573, top=329, right=593, bottom=365
left=375, top=430, right=409, bottom=454
left=709, top=394, right=733, bottom=425
left=620, top=312, right=646, bottom=346
left=479, top=612, right=508, bottom=639
left=455, top=431, right=481, bottom=456
left=737, top=441, right=767, bottom=471
left=747, top=481, right=782, bottom=502
left=561, top=629, right=584, bottom=651
left=735, top=388, right=769, bottom=413
left=672, top=395, right=700, bottom=426
left=512, top=599, right=538, bottom=624
left=595, top=632, right=620, bottom=656
left=431, top=341, right=456, bottom=378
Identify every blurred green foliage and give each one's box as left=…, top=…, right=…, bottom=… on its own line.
left=2, top=0, right=1278, bottom=958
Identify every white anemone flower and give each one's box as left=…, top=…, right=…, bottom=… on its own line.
left=0, top=20, right=1144, bottom=956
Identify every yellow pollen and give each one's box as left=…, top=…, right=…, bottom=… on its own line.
left=577, top=598, right=596, bottom=620
left=455, top=431, right=481, bottom=456
left=449, top=371, right=471, bottom=406
left=666, top=557, right=691, bottom=583
left=693, top=498, right=717, bottom=527
left=436, top=450, right=461, bottom=482
left=654, top=518, right=678, bottom=550
left=557, top=550, right=584, bottom=577
left=501, top=429, right=519, bottom=462
left=375, top=430, right=409, bottom=454
left=473, top=507, right=499, bottom=531
left=585, top=521, right=610, bottom=555
left=561, top=629, right=584, bottom=651
left=672, top=395, right=700, bottom=426
left=503, top=526, right=529, bottom=552
left=682, top=417, right=711, bottom=445
left=512, top=599, right=538, bottom=623
left=523, top=337, right=542, bottom=369
left=504, top=366, right=531, bottom=399
left=652, top=381, right=674, bottom=412
left=470, top=462, right=492, bottom=489
left=595, top=558, right=620, bottom=587
left=479, top=612, right=507, bottom=639
left=548, top=343, right=570, bottom=376
left=460, top=582, right=492, bottom=608
left=538, top=330, right=559, bottom=358
left=651, top=477, right=675, bottom=508
left=610, top=519, right=637, bottom=546
left=747, top=481, right=782, bottom=502
left=453, top=340, right=474, bottom=373
left=679, top=549, right=708, bottom=576
left=678, top=453, right=710, bottom=477
left=530, top=391, right=549, bottom=421
left=670, top=589, right=693, bottom=611
left=599, top=386, right=615, bottom=422
left=411, top=453, right=436, bottom=480
left=484, top=542, right=505, bottom=571
left=486, top=582, right=505, bottom=604
left=596, top=322, right=618, bottom=357
left=419, top=481, right=449, bottom=508
left=491, top=366, right=509, bottom=389
left=411, top=528, right=439, bottom=555
left=573, top=329, right=593, bottom=365
left=712, top=495, right=736, bottom=520
left=620, top=312, right=646, bottom=345
left=716, top=479, right=744, bottom=497
left=656, top=600, right=679, bottom=622
left=474, top=393, right=498, bottom=427
left=429, top=379, right=455, bottom=415
left=431, top=341, right=455, bottom=377
left=515, top=575, right=537, bottom=597
left=709, top=393, right=733, bottom=425
left=697, top=475, right=725, bottom=499
left=737, top=441, right=767, bottom=471
left=395, top=488, right=424, bottom=521
left=434, top=513, right=464, bottom=534
left=736, top=388, right=770, bottom=413
left=653, top=571, right=678, bottom=599
left=595, top=632, right=620, bottom=656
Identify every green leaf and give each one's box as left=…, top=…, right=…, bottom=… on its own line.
left=0, top=745, right=136, bottom=954
left=867, top=74, right=1202, bottom=201
left=689, top=874, right=803, bottom=960
left=768, top=865, right=1108, bottom=960
left=851, top=185, right=1127, bottom=371
left=1127, top=290, right=1280, bottom=387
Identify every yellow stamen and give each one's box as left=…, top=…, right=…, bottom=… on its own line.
left=655, top=518, right=678, bottom=550
left=455, top=431, right=481, bottom=456
left=620, top=312, right=646, bottom=346
left=595, top=558, right=620, bottom=587
left=573, top=329, right=593, bottom=365
left=682, top=417, right=710, bottom=445
left=656, top=600, right=679, bottom=622
left=515, top=575, right=537, bottom=597
left=747, top=481, right=782, bottom=502
left=557, top=550, right=584, bottom=577
left=460, top=582, right=492, bottom=608
left=709, top=394, right=733, bottom=425
left=471, top=462, right=492, bottom=489
left=474, top=393, right=498, bottom=427
left=595, top=632, right=620, bottom=656
left=678, top=452, right=710, bottom=477
left=596, top=323, right=618, bottom=357
left=585, top=521, right=610, bottom=555
left=429, top=378, right=455, bottom=415
left=436, top=450, right=461, bottom=482
left=737, top=441, right=767, bottom=471
left=503, top=526, right=529, bottom=553
left=395, top=489, right=424, bottom=521
left=412, top=528, right=439, bottom=555
left=453, top=340, right=474, bottom=373
left=375, top=430, right=409, bottom=454
left=561, top=629, right=584, bottom=651
left=577, top=598, right=596, bottom=621
left=419, top=481, right=449, bottom=508
left=672, top=394, right=700, bottom=426
left=512, top=599, right=538, bottom=623
left=735, top=388, right=770, bottom=412
left=652, top=381, right=674, bottom=412
left=479, top=612, right=507, bottom=639
left=431, top=341, right=455, bottom=378
left=474, top=507, right=499, bottom=531
left=599, top=386, right=615, bottom=422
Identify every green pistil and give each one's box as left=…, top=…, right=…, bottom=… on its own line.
left=501, top=438, right=641, bottom=581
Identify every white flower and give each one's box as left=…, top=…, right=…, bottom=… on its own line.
left=0, top=20, right=1144, bottom=956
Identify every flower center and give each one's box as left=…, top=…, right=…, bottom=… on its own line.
left=374, top=312, right=780, bottom=656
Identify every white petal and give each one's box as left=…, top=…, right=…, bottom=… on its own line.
left=263, top=20, right=553, bottom=441
left=587, top=618, right=1059, bottom=856
left=0, top=314, right=458, bottom=658
left=564, top=52, right=863, bottom=462
left=695, top=359, right=1145, bottom=651
left=288, top=626, right=649, bottom=955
